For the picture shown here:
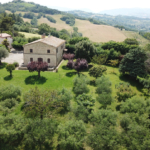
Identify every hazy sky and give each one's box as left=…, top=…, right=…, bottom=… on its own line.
left=1, top=0, right=150, bottom=13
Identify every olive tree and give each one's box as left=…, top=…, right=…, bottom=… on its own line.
left=6, top=64, right=15, bottom=76
left=0, top=47, right=9, bottom=65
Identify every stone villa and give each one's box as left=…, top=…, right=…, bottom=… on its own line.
left=0, top=33, right=13, bottom=48
left=23, top=35, right=66, bottom=69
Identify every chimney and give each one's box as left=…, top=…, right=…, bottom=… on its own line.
left=41, top=33, right=45, bottom=39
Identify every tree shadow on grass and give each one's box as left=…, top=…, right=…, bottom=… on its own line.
left=62, top=65, right=72, bottom=70
left=25, top=75, right=47, bottom=85
left=90, top=80, right=96, bottom=87
left=4, top=75, right=13, bottom=81
left=66, top=72, right=77, bottom=77
left=119, top=74, right=143, bottom=93
left=116, top=104, right=121, bottom=111
left=0, top=63, right=7, bottom=69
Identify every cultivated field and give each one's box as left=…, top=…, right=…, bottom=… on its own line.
left=75, top=19, right=127, bottom=43
left=38, top=15, right=73, bottom=31
left=38, top=14, right=127, bottom=43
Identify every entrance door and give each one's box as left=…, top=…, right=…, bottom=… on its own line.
left=38, top=58, right=43, bottom=62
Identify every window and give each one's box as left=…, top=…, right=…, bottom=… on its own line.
left=38, top=58, right=43, bottom=62
left=61, top=45, right=63, bottom=49
left=47, top=58, right=50, bottom=63
left=30, top=58, right=33, bottom=62
left=30, top=49, right=33, bottom=53
left=56, top=48, right=58, bottom=53
left=47, top=50, right=50, bottom=53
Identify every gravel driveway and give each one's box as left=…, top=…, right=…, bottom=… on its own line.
left=2, top=52, right=23, bottom=66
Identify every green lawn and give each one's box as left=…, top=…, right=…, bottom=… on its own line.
left=0, top=60, right=143, bottom=113
left=19, top=32, right=41, bottom=38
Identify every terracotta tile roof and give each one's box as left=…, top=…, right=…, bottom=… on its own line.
left=0, top=33, right=12, bottom=38
left=24, top=36, right=65, bottom=48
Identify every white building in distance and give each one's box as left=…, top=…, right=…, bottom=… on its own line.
left=0, top=33, right=13, bottom=48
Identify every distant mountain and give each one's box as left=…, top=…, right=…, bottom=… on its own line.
left=100, top=8, right=150, bottom=18
left=47, top=6, right=92, bottom=13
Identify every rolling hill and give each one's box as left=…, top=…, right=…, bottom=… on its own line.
left=2, top=0, right=150, bottom=45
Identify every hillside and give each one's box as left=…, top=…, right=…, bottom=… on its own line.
left=2, top=0, right=150, bottom=45
left=68, top=10, right=150, bottom=32
left=36, top=14, right=126, bottom=42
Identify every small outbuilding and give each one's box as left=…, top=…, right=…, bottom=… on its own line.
left=0, top=33, right=13, bottom=48
left=23, top=35, right=66, bottom=68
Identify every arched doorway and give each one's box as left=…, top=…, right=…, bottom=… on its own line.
left=38, top=58, right=43, bottom=62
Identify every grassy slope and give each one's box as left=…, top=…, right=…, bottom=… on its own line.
left=122, top=30, right=149, bottom=47
left=38, top=15, right=73, bottom=31
left=38, top=14, right=127, bottom=42
left=6, top=10, right=148, bottom=44
left=19, top=32, right=41, bottom=38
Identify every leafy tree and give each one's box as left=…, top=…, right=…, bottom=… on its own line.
left=0, top=84, right=21, bottom=101
left=63, top=53, right=75, bottom=60
left=67, top=59, right=74, bottom=69
left=86, top=125, right=119, bottom=150
left=0, top=16, right=15, bottom=33
left=89, top=109, right=117, bottom=127
left=56, top=88, right=72, bottom=112
left=115, top=83, right=136, bottom=102
left=120, top=96, right=146, bottom=114
left=91, top=54, right=108, bottom=65
left=0, top=115, right=57, bottom=150
left=120, top=123, right=150, bottom=150
left=96, top=76, right=112, bottom=94
left=23, top=119, right=57, bottom=150
left=31, top=17, right=38, bottom=26
left=137, top=75, right=150, bottom=94
left=27, top=61, right=48, bottom=78
left=23, top=12, right=35, bottom=19
left=23, top=87, right=61, bottom=120
left=108, top=59, right=119, bottom=73
left=69, top=37, right=89, bottom=45
left=119, top=48, right=147, bottom=77
left=0, top=98, right=19, bottom=116
left=75, top=40, right=96, bottom=62
left=97, top=93, right=113, bottom=109
left=46, top=16, right=56, bottom=23
left=2, top=39, right=9, bottom=49
left=57, top=120, right=86, bottom=150
left=0, top=115, right=26, bottom=149
left=73, top=58, right=88, bottom=76
left=145, top=52, right=150, bottom=73
left=101, top=41, right=138, bottom=55
left=38, top=23, right=51, bottom=35
left=0, top=47, right=9, bottom=65
left=6, top=64, right=15, bottom=77
left=66, top=59, right=88, bottom=75
left=76, top=93, right=95, bottom=108
left=73, top=75, right=89, bottom=96
left=89, top=65, right=107, bottom=79
left=124, top=38, right=139, bottom=45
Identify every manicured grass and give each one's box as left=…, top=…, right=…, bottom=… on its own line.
left=0, top=61, right=143, bottom=111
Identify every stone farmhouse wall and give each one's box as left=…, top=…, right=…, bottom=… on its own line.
left=24, top=41, right=64, bottom=67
